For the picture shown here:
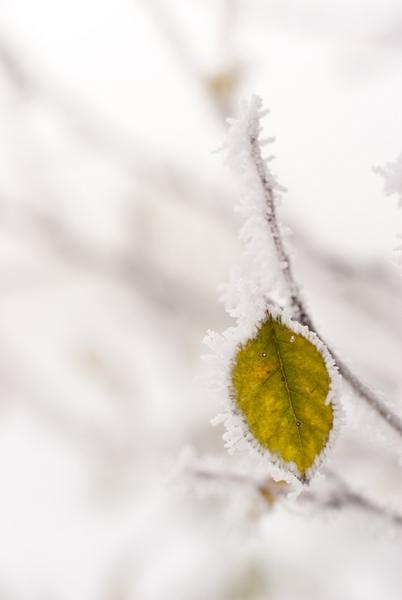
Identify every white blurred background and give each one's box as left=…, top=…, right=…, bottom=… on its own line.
left=0, top=1, right=402, bottom=598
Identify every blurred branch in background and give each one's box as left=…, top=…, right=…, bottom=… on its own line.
left=186, top=460, right=402, bottom=529
left=29, top=208, right=219, bottom=329
left=142, top=0, right=241, bottom=119
left=0, top=32, right=178, bottom=182
left=292, top=227, right=402, bottom=341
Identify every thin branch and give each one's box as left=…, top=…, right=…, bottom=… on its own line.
left=302, top=469, right=402, bottom=528
left=250, top=133, right=309, bottom=325
left=188, top=464, right=402, bottom=527
left=188, top=466, right=289, bottom=506
left=248, top=101, right=402, bottom=439
left=291, top=226, right=402, bottom=344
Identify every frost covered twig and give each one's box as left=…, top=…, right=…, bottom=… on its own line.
left=236, top=95, right=402, bottom=439
left=302, top=470, right=402, bottom=528
left=248, top=116, right=312, bottom=326
left=305, top=489, right=402, bottom=528
left=187, top=463, right=402, bottom=527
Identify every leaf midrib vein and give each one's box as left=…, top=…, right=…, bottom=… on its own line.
left=270, top=319, right=306, bottom=467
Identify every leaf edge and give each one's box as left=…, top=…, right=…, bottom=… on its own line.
left=204, top=305, right=344, bottom=485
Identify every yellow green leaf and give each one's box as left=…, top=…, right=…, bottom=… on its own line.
left=231, top=315, right=334, bottom=481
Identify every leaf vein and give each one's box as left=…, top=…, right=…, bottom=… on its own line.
left=270, top=318, right=306, bottom=469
